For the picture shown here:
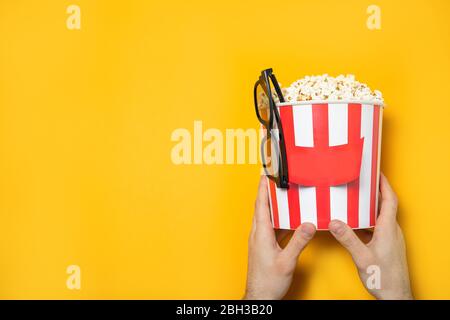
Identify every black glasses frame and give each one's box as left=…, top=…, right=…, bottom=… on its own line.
left=253, top=68, right=289, bottom=188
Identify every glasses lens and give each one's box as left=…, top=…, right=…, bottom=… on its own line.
left=256, top=82, right=271, bottom=123
left=261, top=131, right=280, bottom=178
left=268, top=75, right=284, bottom=103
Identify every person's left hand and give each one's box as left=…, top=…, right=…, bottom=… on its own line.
left=244, top=177, right=316, bottom=300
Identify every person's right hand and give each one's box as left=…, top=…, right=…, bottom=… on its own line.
left=328, top=173, right=413, bottom=300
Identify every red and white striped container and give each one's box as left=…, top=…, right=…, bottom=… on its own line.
left=267, top=101, right=383, bottom=230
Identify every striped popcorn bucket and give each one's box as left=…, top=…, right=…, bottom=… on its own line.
left=267, top=101, right=383, bottom=230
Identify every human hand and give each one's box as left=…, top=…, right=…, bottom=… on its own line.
left=244, top=177, right=316, bottom=300
left=328, top=173, right=413, bottom=300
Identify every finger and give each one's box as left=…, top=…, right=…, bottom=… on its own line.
left=281, top=223, right=316, bottom=259
left=250, top=211, right=256, bottom=238
left=252, top=176, right=276, bottom=243
left=254, top=176, right=272, bottom=226
left=374, top=174, right=399, bottom=235
left=329, top=220, right=369, bottom=264
left=378, top=173, right=398, bottom=220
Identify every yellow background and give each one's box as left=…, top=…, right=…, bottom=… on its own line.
left=1, top=0, right=450, bottom=299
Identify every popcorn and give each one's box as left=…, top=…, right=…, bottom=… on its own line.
left=282, top=74, right=383, bottom=103
left=257, top=74, right=383, bottom=113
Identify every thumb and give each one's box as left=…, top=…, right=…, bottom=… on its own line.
left=281, top=223, right=316, bottom=260
left=329, top=220, right=369, bottom=267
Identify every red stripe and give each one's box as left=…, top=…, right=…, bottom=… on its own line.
left=347, top=104, right=362, bottom=228
left=369, top=106, right=380, bottom=226
left=312, top=104, right=330, bottom=229
left=269, top=180, right=280, bottom=228
left=279, top=106, right=301, bottom=229
left=287, top=187, right=301, bottom=229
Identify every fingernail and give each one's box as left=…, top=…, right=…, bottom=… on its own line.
left=329, top=220, right=345, bottom=236
left=300, top=223, right=315, bottom=239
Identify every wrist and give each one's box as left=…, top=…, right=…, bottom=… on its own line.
left=243, top=289, right=281, bottom=300
left=377, top=290, right=413, bottom=300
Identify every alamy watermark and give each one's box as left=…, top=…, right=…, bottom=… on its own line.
left=66, top=5, right=81, bottom=30
left=66, top=265, right=81, bottom=290
left=366, top=5, right=381, bottom=30
left=170, top=120, right=276, bottom=167
left=366, top=264, right=381, bottom=290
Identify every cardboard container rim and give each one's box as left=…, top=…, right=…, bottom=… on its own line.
left=276, top=100, right=384, bottom=107
left=274, top=225, right=375, bottom=231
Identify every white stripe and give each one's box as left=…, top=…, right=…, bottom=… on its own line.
left=293, top=104, right=317, bottom=227
left=299, top=187, right=317, bottom=226
left=328, top=103, right=348, bottom=146
left=267, top=178, right=275, bottom=226
left=328, top=104, right=348, bottom=223
left=359, top=105, right=374, bottom=228
left=293, top=105, right=314, bottom=147
left=375, top=107, right=383, bottom=222
left=275, top=187, right=290, bottom=229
